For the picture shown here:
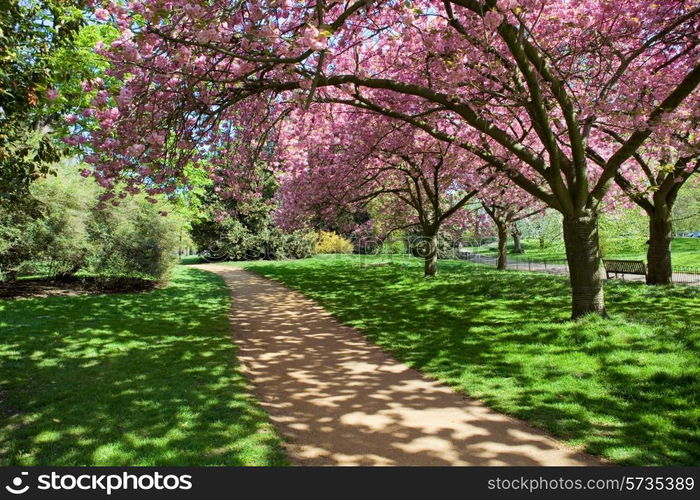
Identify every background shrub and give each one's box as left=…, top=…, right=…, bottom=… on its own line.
left=0, top=162, right=181, bottom=282
left=192, top=216, right=315, bottom=261
left=87, top=197, right=180, bottom=282
left=25, top=167, right=97, bottom=277
left=315, top=231, right=353, bottom=254
left=282, top=230, right=317, bottom=259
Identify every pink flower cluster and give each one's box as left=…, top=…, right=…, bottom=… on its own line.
left=71, top=0, right=698, bottom=225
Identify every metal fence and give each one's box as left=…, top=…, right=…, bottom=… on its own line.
left=670, top=266, right=700, bottom=286
left=456, top=250, right=570, bottom=276
left=344, top=235, right=699, bottom=287
left=456, top=250, right=700, bottom=286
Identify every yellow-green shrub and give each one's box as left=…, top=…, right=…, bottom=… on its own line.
left=315, top=231, right=354, bottom=254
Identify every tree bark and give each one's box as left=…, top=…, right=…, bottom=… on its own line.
left=512, top=224, right=524, bottom=253
left=423, top=233, right=438, bottom=277
left=562, top=213, right=606, bottom=319
left=646, top=204, right=673, bottom=285
left=496, top=223, right=508, bottom=270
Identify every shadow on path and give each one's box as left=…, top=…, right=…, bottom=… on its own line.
left=196, top=264, right=602, bottom=466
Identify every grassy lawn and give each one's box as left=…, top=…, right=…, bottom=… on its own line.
left=0, top=267, right=287, bottom=466
left=465, top=237, right=700, bottom=268
left=237, top=255, right=700, bottom=465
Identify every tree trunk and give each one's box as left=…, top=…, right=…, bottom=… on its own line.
left=496, top=223, right=508, bottom=270
left=512, top=224, right=524, bottom=253
left=646, top=204, right=673, bottom=285
left=424, top=233, right=438, bottom=277
left=562, top=213, right=606, bottom=319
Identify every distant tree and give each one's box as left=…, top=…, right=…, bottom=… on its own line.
left=519, top=211, right=564, bottom=250
left=672, top=180, right=700, bottom=236
left=478, top=179, right=545, bottom=269
left=611, top=138, right=699, bottom=283
left=276, top=104, right=491, bottom=276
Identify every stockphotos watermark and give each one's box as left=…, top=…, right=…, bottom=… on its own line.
left=4, top=471, right=192, bottom=495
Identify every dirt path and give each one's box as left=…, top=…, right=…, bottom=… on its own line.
left=196, top=264, right=602, bottom=466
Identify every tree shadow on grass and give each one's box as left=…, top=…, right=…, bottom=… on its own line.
left=204, top=265, right=596, bottom=465
left=243, top=257, right=700, bottom=465
left=0, top=268, right=287, bottom=466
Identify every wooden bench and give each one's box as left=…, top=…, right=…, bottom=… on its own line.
left=603, top=259, right=647, bottom=280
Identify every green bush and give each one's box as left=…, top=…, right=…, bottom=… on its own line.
left=281, top=230, right=317, bottom=259
left=0, top=162, right=181, bottom=282
left=0, top=169, right=96, bottom=280
left=193, top=217, right=315, bottom=262
left=315, top=231, right=354, bottom=254
left=0, top=203, right=37, bottom=280
left=87, top=198, right=180, bottom=282
left=382, top=237, right=407, bottom=255
left=243, top=227, right=316, bottom=260
left=26, top=168, right=97, bottom=277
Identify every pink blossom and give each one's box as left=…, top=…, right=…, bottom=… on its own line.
left=128, top=144, right=145, bottom=156
left=401, top=11, right=415, bottom=26
left=95, top=8, right=110, bottom=21
left=91, top=94, right=108, bottom=107
left=299, top=26, right=327, bottom=51
left=484, top=10, right=504, bottom=31
left=496, top=0, right=519, bottom=11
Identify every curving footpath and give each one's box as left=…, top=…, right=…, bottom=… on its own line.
left=195, top=264, right=602, bottom=466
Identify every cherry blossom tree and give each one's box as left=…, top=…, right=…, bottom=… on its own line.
left=276, top=102, right=492, bottom=276
left=611, top=138, right=699, bottom=284
left=77, top=0, right=700, bottom=317
left=477, top=179, right=545, bottom=269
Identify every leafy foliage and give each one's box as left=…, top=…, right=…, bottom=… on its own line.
left=86, top=197, right=181, bottom=281
left=315, top=231, right=353, bottom=254
left=0, top=0, right=93, bottom=204
left=0, top=162, right=181, bottom=281
left=193, top=216, right=315, bottom=261
left=189, top=162, right=315, bottom=261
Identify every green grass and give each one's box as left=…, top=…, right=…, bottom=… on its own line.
left=465, top=237, right=700, bottom=268
left=0, top=267, right=287, bottom=466
left=236, top=255, right=700, bottom=465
